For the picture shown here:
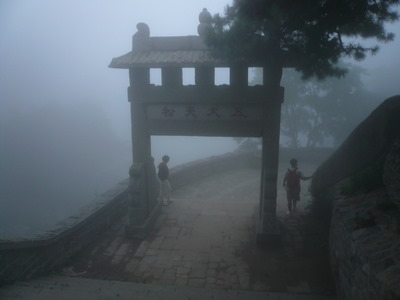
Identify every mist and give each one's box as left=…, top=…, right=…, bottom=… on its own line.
left=1, top=0, right=399, bottom=237
left=0, top=0, right=238, bottom=237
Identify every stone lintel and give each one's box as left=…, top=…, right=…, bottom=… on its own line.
left=128, top=85, right=270, bottom=103
left=148, top=120, right=263, bottom=137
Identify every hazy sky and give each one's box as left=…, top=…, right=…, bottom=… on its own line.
left=0, top=0, right=240, bottom=167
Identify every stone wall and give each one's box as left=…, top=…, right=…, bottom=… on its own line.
left=383, top=137, right=400, bottom=210
left=311, top=96, right=400, bottom=300
left=329, top=188, right=400, bottom=300
left=0, top=179, right=129, bottom=285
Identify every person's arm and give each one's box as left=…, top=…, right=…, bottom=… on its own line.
left=298, top=171, right=312, bottom=180
left=283, top=172, right=287, bottom=187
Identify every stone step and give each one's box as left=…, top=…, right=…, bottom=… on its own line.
left=0, top=275, right=336, bottom=300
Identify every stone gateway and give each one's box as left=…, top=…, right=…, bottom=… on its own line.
left=109, top=9, right=296, bottom=242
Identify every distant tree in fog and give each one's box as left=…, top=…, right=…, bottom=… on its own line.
left=280, top=65, right=379, bottom=147
left=246, top=65, right=380, bottom=148
left=280, top=69, right=315, bottom=148
left=233, top=137, right=261, bottom=153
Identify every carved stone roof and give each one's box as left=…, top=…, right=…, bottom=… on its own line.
left=109, top=21, right=296, bottom=69
left=109, top=36, right=225, bottom=68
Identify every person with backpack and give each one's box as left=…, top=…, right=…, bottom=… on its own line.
left=158, top=155, right=171, bottom=206
left=283, top=158, right=312, bottom=214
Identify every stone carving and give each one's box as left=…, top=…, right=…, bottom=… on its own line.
left=134, top=22, right=150, bottom=39
left=129, top=162, right=143, bottom=179
left=132, top=22, right=150, bottom=51
left=197, top=8, right=213, bottom=37
left=128, top=163, right=144, bottom=207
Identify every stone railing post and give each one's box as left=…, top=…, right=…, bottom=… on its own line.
left=128, top=163, right=147, bottom=226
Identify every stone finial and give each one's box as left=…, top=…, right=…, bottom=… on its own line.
left=199, top=8, right=212, bottom=23
left=134, top=22, right=150, bottom=38
left=129, top=163, right=144, bottom=178
left=132, top=22, right=150, bottom=51
left=197, top=8, right=213, bottom=37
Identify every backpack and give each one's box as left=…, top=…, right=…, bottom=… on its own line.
left=286, top=168, right=300, bottom=190
left=157, top=162, right=168, bottom=181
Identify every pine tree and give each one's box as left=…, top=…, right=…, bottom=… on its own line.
left=206, top=0, right=399, bottom=79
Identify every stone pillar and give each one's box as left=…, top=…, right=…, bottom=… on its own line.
left=230, top=64, right=248, bottom=88
left=195, top=67, right=214, bottom=87
left=256, top=64, right=284, bottom=243
left=129, top=68, right=150, bottom=163
left=162, top=67, right=182, bottom=88
left=126, top=67, right=160, bottom=237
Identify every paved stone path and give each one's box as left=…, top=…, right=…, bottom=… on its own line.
left=0, top=166, right=335, bottom=299
left=0, top=275, right=333, bottom=300
left=124, top=168, right=259, bottom=289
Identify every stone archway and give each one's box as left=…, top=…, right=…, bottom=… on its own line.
left=109, top=10, right=294, bottom=242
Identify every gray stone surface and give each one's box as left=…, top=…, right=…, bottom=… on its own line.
left=329, top=188, right=400, bottom=300
left=383, top=137, right=400, bottom=209
left=0, top=275, right=335, bottom=300
left=127, top=168, right=260, bottom=290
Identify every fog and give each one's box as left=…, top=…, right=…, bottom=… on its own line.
left=0, top=0, right=399, bottom=237
left=0, top=0, right=237, bottom=237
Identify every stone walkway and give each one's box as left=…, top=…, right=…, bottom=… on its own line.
left=124, top=168, right=259, bottom=290
left=0, top=167, right=335, bottom=299
left=0, top=275, right=334, bottom=300
left=72, top=168, right=331, bottom=293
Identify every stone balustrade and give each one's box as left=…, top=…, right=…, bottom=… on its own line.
left=0, top=179, right=129, bottom=285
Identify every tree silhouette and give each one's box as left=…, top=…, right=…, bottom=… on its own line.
left=206, top=0, right=399, bottom=79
